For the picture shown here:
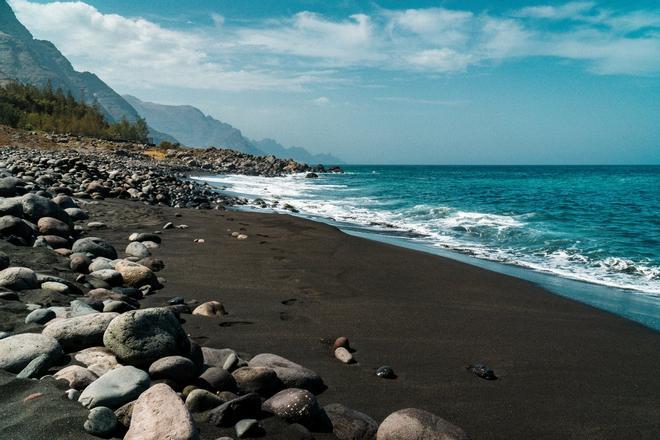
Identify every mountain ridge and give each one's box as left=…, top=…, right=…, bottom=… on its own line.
left=124, top=95, right=344, bottom=164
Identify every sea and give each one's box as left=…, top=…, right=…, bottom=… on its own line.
left=194, top=165, right=660, bottom=331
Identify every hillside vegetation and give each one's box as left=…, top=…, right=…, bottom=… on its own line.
left=0, top=82, right=149, bottom=142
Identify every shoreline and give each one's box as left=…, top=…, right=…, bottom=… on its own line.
left=201, top=180, right=660, bottom=333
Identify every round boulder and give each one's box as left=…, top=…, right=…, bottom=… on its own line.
left=263, top=388, right=322, bottom=429
left=0, top=333, right=63, bottom=373
left=37, top=217, right=71, bottom=237
left=78, top=365, right=150, bottom=409
left=148, top=356, right=198, bottom=383
left=125, top=241, right=150, bottom=259
left=103, top=308, right=191, bottom=367
left=376, top=408, right=468, bottom=440
left=249, top=353, right=324, bottom=393
left=0, top=267, right=38, bottom=290
left=72, top=237, right=118, bottom=260
left=114, top=260, right=158, bottom=288
left=43, top=312, right=119, bottom=352
left=84, top=406, right=118, bottom=437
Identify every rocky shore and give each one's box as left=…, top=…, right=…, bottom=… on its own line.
left=0, top=130, right=463, bottom=439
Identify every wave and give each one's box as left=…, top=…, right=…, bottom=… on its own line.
left=193, top=173, right=660, bottom=296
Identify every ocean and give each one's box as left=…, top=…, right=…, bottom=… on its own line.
left=195, top=165, right=660, bottom=330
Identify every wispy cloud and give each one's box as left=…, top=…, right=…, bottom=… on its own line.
left=375, top=97, right=469, bottom=106
left=311, top=96, right=330, bottom=106
left=8, top=0, right=660, bottom=93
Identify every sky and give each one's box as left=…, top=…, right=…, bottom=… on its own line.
left=7, top=0, right=660, bottom=164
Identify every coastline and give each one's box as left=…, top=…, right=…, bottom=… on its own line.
left=86, top=199, right=660, bottom=439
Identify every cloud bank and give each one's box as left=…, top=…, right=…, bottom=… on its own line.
left=8, top=1, right=660, bottom=91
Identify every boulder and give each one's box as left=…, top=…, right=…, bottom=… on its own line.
left=206, top=393, right=262, bottom=427
left=43, top=312, right=118, bottom=352
left=103, top=308, right=191, bottom=367
left=69, top=253, right=91, bottom=273
left=325, top=403, right=378, bottom=440
left=37, top=217, right=71, bottom=237
left=84, top=406, right=119, bottom=437
left=232, top=366, right=281, bottom=396
left=0, top=196, right=24, bottom=217
left=0, top=267, right=39, bottom=290
left=249, top=353, right=324, bottom=393
left=114, top=260, right=158, bottom=288
left=24, top=308, right=55, bottom=325
left=376, top=408, right=468, bottom=440
left=148, top=356, right=198, bottom=383
left=21, top=193, right=70, bottom=223
left=54, top=365, right=98, bottom=390
left=16, top=353, right=53, bottom=379
left=263, top=388, right=322, bottom=429
left=87, top=269, right=123, bottom=287
left=125, top=383, right=199, bottom=440
left=73, top=346, right=121, bottom=377
left=0, top=216, right=34, bottom=240
left=72, top=237, right=117, bottom=260
left=0, top=177, right=25, bottom=197
left=65, top=207, right=89, bottom=221
left=0, top=333, right=63, bottom=373
left=185, top=389, right=224, bottom=413
left=78, top=365, right=150, bottom=409
left=88, top=257, right=114, bottom=272
left=125, top=241, right=150, bottom=259
left=198, top=367, right=237, bottom=392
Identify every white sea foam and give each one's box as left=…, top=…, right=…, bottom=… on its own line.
left=193, top=173, right=660, bottom=296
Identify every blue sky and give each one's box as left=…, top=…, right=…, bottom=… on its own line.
left=8, top=0, right=660, bottom=164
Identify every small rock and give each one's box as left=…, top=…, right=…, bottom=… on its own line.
left=114, top=400, right=135, bottom=429
left=37, top=217, right=70, bottom=237
left=87, top=269, right=123, bottom=288
left=235, top=419, right=262, bottom=438
left=72, top=237, right=117, bottom=260
left=376, top=366, right=396, bottom=379
left=199, top=367, right=237, bottom=392
left=54, top=365, right=98, bottom=390
left=466, top=363, right=497, bottom=380
left=334, top=347, right=354, bottom=364
left=236, top=234, right=248, bottom=240
left=25, top=308, right=56, bottom=325
left=194, top=238, right=204, bottom=244
left=207, top=393, right=262, bottom=427
left=87, top=221, right=107, bottom=230
left=232, top=366, right=281, bottom=397
left=168, top=296, right=184, bottom=305
left=84, top=406, right=118, bottom=437
left=333, top=336, right=350, bottom=351
left=66, top=388, right=81, bottom=401
left=41, top=281, right=70, bottom=294
left=249, top=353, right=324, bottom=393
left=192, top=301, right=227, bottom=318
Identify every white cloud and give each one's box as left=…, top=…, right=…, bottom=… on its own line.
left=312, top=96, right=330, bottom=106
left=7, top=0, right=660, bottom=95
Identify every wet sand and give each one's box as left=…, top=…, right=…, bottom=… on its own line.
left=82, top=199, right=660, bottom=439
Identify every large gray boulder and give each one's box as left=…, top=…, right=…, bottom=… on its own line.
left=376, top=408, right=468, bottom=440
left=125, top=383, right=199, bottom=440
left=0, top=267, right=38, bottom=290
left=0, top=196, right=24, bottom=217
left=72, top=237, right=118, bottom=260
left=43, top=312, right=119, bottom=352
left=0, top=215, right=35, bottom=239
left=103, top=308, right=190, bottom=367
left=78, top=365, right=150, bottom=409
left=125, top=241, right=150, bottom=259
left=0, top=177, right=25, bottom=197
left=249, top=353, right=324, bottom=393
left=21, top=193, right=70, bottom=223
left=0, top=333, right=63, bottom=373
left=325, top=403, right=379, bottom=440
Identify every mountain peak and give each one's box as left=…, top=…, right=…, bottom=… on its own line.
left=0, top=0, right=32, bottom=41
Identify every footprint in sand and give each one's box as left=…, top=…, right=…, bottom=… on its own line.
left=281, top=298, right=298, bottom=306
left=219, top=321, right=253, bottom=327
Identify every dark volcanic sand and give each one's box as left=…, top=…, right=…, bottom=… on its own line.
left=77, top=199, right=660, bottom=439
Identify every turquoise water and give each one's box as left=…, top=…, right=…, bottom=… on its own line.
left=197, top=166, right=660, bottom=329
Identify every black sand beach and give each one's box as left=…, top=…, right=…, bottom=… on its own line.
left=83, top=199, right=660, bottom=439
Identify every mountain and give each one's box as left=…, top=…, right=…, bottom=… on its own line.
left=0, top=1, right=176, bottom=144
left=251, top=138, right=344, bottom=165
left=124, top=95, right=343, bottom=164
left=124, top=95, right=262, bottom=155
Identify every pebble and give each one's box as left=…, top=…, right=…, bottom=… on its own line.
left=334, top=347, right=354, bottom=364
left=194, top=238, right=205, bottom=243
left=236, top=234, right=248, bottom=240
left=41, top=281, right=70, bottom=294
left=168, top=296, right=184, bottom=305
left=467, top=363, right=497, bottom=380
left=333, top=336, right=350, bottom=351
left=84, top=406, right=118, bottom=437
left=376, top=365, right=396, bottom=379
left=66, top=388, right=81, bottom=401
